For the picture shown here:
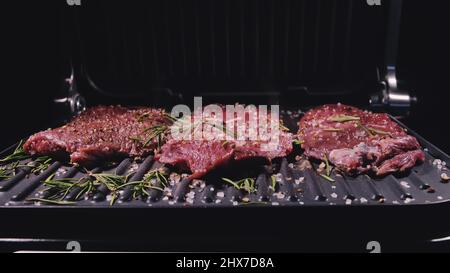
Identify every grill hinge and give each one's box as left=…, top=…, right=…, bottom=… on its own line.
left=54, top=67, right=86, bottom=117
left=370, top=66, right=417, bottom=116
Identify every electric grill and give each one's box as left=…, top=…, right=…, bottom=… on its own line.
left=1, top=0, right=450, bottom=253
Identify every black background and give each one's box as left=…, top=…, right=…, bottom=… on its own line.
left=0, top=0, right=449, bottom=148
left=0, top=0, right=449, bottom=151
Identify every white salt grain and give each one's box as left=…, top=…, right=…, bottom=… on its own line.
left=295, top=177, right=305, bottom=185
left=404, top=198, right=414, bottom=204
left=275, top=192, right=285, bottom=199
left=400, top=181, right=411, bottom=189
left=216, top=191, right=225, bottom=198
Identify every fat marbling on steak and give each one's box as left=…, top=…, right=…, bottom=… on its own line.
left=298, top=104, right=424, bottom=175
left=24, top=105, right=171, bottom=165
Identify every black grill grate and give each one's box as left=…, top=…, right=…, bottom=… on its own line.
left=0, top=111, right=449, bottom=208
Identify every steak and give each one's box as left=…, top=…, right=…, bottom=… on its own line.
left=157, top=106, right=294, bottom=179
left=24, top=105, right=171, bottom=165
left=298, top=104, right=424, bottom=175
left=156, top=140, right=236, bottom=179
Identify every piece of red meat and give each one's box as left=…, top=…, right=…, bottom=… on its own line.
left=157, top=105, right=294, bottom=178
left=156, top=140, right=235, bottom=179
left=299, top=104, right=424, bottom=175
left=24, top=105, right=171, bottom=165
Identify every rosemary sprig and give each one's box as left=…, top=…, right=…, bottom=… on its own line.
left=222, top=177, right=257, bottom=194
left=320, top=174, right=335, bottom=183
left=26, top=198, right=76, bottom=205
left=367, top=127, right=392, bottom=137
left=15, top=156, right=53, bottom=174
left=0, top=167, right=11, bottom=180
left=323, top=156, right=332, bottom=177
left=135, top=113, right=178, bottom=149
left=320, top=156, right=335, bottom=183
left=0, top=140, right=31, bottom=164
left=279, top=122, right=290, bottom=132
left=357, top=122, right=374, bottom=137
left=32, top=172, right=133, bottom=205
left=292, top=139, right=304, bottom=145
left=323, top=128, right=344, bottom=132
left=118, top=169, right=169, bottom=200
left=239, top=201, right=270, bottom=206
left=270, top=175, right=278, bottom=191
left=328, top=115, right=361, bottom=122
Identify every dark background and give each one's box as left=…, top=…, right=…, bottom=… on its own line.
left=0, top=0, right=449, bottom=152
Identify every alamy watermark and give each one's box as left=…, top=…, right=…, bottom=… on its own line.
left=169, top=97, right=281, bottom=151
left=66, top=0, right=81, bottom=6
left=367, top=0, right=381, bottom=6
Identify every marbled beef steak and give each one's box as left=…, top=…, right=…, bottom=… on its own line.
left=298, top=104, right=424, bottom=175
left=24, top=105, right=170, bottom=165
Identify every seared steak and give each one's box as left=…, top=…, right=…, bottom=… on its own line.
left=299, top=104, right=424, bottom=175
left=24, top=105, right=171, bottom=165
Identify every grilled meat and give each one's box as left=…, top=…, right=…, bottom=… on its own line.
left=24, top=105, right=171, bottom=165
left=299, top=104, right=424, bottom=175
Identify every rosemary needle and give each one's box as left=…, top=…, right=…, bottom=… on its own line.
left=222, top=177, right=257, bottom=194
left=320, top=174, right=335, bottom=183
left=329, top=115, right=360, bottom=122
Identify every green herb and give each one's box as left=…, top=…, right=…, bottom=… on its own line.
left=292, top=139, right=304, bottom=145
left=357, top=122, right=374, bottom=137
left=141, top=124, right=170, bottom=148
left=32, top=168, right=170, bottom=206
left=134, top=113, right=178, bottom=149
left=329, top=115, right=361, bottom=122
left=26, top=198, right=76, bottom=205
left=0, top=167, right=11, bottom=180
left=319, top=156, right=335, bottom=182
left=320, top=174, right=335, bottom=183
left=118, top=169, right=169, bottom=200
left=222, top=177, right=257, bottom=194
left=14, top=156, right=53, bottom=174
left=270, top=175, right=278, bottom=191
left=323, top=156, right=332, bottom=177
left=367, top=127, right=392, bottom=136
left=0, top=140, right=31, bottom=164
left=31, top=156, right=52, bottom=174
left=279, top=123, right=290, bottom=132
left=33, top=171, right=133, bottom=205
left=239, top=201, right=269, bottom=206
left=323, top=128, right=344, bottom=132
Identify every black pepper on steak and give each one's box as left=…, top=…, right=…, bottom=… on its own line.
left=24, top=105, right=171, bottom=165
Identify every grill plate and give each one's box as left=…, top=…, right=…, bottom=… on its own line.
left=0, top=110, right=449, bottom=208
